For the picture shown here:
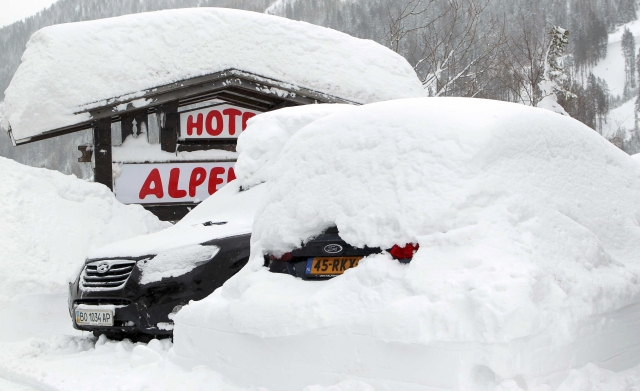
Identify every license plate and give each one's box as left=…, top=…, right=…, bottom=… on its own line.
left=75, top=308, right=114, bottom=326
left=305, top=257, right=362, bottom=276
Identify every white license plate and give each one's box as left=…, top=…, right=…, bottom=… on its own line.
left=75, top=308, right=114, bottom=326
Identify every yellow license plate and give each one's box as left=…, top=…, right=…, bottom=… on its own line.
left=305, top=257, right=362, bottom=275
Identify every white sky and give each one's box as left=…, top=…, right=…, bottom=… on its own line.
left=0, top=0, right=58, bottom=28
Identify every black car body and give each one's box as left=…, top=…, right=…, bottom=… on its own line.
left=268, top=227, right=418, bottom=279
left=68, top=233, right=251, bottom=339
left=68, top=181, right=265, bottom=340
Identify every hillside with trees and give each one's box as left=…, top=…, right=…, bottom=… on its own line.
left=1, top=0, right=638, bottom=177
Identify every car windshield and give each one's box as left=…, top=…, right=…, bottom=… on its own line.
left=175, top=181, right=265, bottom=227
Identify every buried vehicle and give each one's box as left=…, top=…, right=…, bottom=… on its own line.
left=67, top=104, right=354, bottom=340
left=172, top=97, right=640, bottom=390
left=68, top=181, right=264, bottom=339
left=268, top=226, right=419, bottom=278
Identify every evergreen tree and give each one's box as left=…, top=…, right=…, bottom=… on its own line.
left=618, top=0, right=638, bottom=24
left=621, top=27, right=636, bottom=98
left=537, top=26, right=575, bottom=115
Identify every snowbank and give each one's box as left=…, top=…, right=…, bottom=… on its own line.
left=0, top=157, right=169, bottom=297
left=2, top=8, right=424, bottom=141
left=235, top=104, right=356, bottom=189
left=2, top=333, right=640, bottom=391
left=173, top=98, right=640, bottom=389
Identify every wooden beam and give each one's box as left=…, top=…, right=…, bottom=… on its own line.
left=177, top=140, right=237, bottom=152
left=157, top=101, right=179, bottom=153
left=271, top=100, right=295, bottom=110
left=92, top=118, right=112, bottom=190
left=121, top=109, right=149, bottom=143
left=12, top=70, right=358, bottom=146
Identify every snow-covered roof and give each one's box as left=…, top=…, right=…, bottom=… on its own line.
left=1, top=8, right=425, bottom=142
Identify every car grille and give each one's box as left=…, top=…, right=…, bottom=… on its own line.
left=81, top=260, right=136, bottom=290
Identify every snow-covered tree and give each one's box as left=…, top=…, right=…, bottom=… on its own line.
left=621, top=27, right=636, bottom=98
left=537, top=26, right=575, bottom=116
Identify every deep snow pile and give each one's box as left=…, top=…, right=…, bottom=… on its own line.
left=0, top=157, right=169, bottom=297
left=2, top=334, right=640, bottom=391
left=173, top=98, right=640, bottom=389
left=2, top=8, right=424, bottom=141
left=235, top=104, right=356, bottom=189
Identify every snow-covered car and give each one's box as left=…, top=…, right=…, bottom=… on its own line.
left=68, top=104, right=354, bottom=340
left=68, top=181, right=265, bottom=340
left=172, top=97, right=640, bottom=390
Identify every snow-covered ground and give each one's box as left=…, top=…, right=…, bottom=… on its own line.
left=2, top=99, right=640, bottom=390
left=600, top=95, right=637, bottom=140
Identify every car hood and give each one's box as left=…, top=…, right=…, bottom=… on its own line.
left=87, top=181, right=265, bottom=260
left=86, top=221, right=252, bottom=260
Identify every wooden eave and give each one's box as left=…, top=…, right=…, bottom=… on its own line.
left=9, top=69, right=358, bottom=145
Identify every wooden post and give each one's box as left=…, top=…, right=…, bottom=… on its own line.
left=92, top=118, right=113, bottom=190
left=157, top=101, right=179, bottom=153
left=121, top=109, right=149, bottom=143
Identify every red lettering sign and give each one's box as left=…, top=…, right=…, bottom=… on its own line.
left=208, top=167, right=225, bottom=195
left=180, top=104, right=261, bottom=140
left=189, top=167, right=207, bottom=197
left=138, top=168, right=164, bottom=199
left=115, top=162, right=237, bottom=204
left=168, top=168, right=187, bottom=198
left=205, top=110, right=223, bottom=136
left=186, top=113, right=203, bottom=136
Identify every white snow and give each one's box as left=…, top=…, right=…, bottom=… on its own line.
left=2, top=97, right=640, bottom=389
left=138, top=245, right=220, bottom=285
left=1, top=8, right=424, bottom=141
left=172, top=97, right=640, bottom=390
left=0, top=330, right=639, bottom=390
left=601, top=95, right=638, bottom=140
left=0, top=156, right=168, bottom=298
left=536, top=93, right=570, bottom=116
left=236, top=104, right=356, bottom=189
left=0, top=156, right=168, bottom=343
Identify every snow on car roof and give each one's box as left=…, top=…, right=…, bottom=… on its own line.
left=1, top=8, right=425, bottom=141
left=235, top=104, right=357, bottom=189
left=175, top=98, right=640, bottom=372
left=254, top=97, right=640, bottom=255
